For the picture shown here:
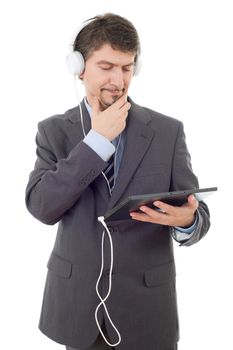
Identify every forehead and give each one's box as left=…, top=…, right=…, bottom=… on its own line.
left=87, top=43, right=135, bottom=65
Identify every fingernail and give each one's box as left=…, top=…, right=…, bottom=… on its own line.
left=140, top=206, right=146, bottom=211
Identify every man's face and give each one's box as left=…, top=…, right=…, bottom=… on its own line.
left=80, top=44, right=135, bottom=110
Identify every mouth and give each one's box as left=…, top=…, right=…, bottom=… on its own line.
left=102, top=88, right=124, bottom=95
left=108, top=90, right=120, bottom=95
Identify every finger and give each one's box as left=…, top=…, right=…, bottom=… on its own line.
left=153, top=201, right=176, bottom=215
left=109, top=100, right=131, bottom=121
left=120, top=102, right=131, bottom=114
left=110, top=93, right=128, bottom=109
left=92, top=96, right=101, bottom=113
left=138, top=205, right=167, bottom=220
left=130, top=208, right=169, bottom=225
left=130, top=211, right=156, bottom=223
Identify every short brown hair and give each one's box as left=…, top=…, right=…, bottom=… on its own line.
left=74, top=13, right=140, bottom=63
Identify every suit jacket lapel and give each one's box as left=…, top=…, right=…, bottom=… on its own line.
left=108, top=101, right=154, bottom=209
left=66, top=100, right=91, bottom=146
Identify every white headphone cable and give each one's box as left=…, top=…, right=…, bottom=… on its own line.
left=95, top=216, right=121, bottom=347
left=74, top=75, right=121, bottom=346
left=74, top=75, right=86, bottom=138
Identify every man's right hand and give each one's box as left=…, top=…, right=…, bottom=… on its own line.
left=91, top=94, right=131, bottom=141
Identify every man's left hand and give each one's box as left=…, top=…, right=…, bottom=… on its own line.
left=130, top=195, right=199, bottom=228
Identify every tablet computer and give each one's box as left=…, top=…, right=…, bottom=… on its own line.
left=104, top=187, right=217, bottom=222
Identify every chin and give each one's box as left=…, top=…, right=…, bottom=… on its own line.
left=100, top=94, right=124, bottom=109
left=99, top=101, right=112, bottom=111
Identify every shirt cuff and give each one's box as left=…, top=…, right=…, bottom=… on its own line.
left=173, top=213, right=198, bottom=242
left=83, top=129, right=115, bottom=161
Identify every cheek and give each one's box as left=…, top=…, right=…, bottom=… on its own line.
left=124, top=73, right=133, bottom=86
left=84, top=70, right=107, bottom=91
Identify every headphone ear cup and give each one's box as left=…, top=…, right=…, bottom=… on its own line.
left=133, top=56, right=142, bottom=76
left=66, top=51, right=85, bottom=76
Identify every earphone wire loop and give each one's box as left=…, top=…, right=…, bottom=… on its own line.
left=95, top=217, right=121, bottom=346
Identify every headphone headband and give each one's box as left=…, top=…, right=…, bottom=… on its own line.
left=68, top=19, right=94, bottom=54
left=66, top=18, right=141, bottom=77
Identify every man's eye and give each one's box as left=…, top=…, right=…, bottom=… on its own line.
left=100, top=66, right=111, bottom=71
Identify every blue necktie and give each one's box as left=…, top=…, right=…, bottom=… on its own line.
left=104, top=156, right=115, bottom=193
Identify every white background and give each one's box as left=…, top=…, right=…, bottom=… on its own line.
left=0, top=0, right=232, bottom=349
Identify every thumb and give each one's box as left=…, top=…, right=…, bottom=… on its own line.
left=188, top=195, right=199, bottom=210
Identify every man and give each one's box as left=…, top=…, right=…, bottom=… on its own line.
left=25, top=13, right=210, bottom=350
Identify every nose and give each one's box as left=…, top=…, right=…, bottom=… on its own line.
left=109, top=67, right=124, bottom=89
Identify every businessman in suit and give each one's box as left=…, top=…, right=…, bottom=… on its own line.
left=25, top=13, right=210, bottom=350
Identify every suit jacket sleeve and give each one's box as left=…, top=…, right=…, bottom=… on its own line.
left=170, top=122, right=211, bottom=246
left=25, top=121, right=106, bottom=225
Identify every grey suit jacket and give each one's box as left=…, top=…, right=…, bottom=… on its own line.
left=25, top=98, right=210, bottom=350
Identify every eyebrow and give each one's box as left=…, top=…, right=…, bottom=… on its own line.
left=97, top=60, right=134, bottom=67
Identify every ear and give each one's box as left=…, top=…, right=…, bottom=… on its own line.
left=79, top=71, right=84, bottom=80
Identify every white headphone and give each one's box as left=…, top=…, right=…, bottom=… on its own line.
left=66, top=18, right=142, bottom=77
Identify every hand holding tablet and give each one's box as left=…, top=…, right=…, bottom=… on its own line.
left=104, top=187, right=217, bottom=222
